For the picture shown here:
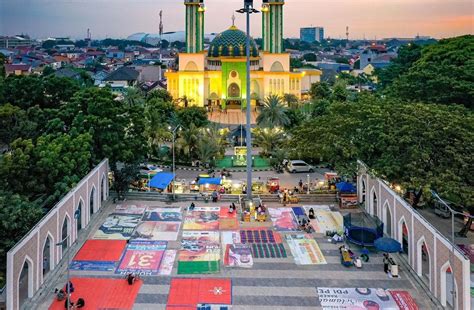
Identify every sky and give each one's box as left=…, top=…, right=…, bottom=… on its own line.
left=0, top=0, right=473, bottom=40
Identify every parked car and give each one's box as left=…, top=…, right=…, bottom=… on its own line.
left=287, top=160, right=314, bottom=173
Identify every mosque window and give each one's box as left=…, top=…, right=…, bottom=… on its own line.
left=230, top=71, right=237, bottom=78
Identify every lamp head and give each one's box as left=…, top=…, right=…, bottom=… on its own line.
left=244, top=0, right=253, bottom=8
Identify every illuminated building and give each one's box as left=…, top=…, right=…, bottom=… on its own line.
left=166, top=0, right=321, bottom=108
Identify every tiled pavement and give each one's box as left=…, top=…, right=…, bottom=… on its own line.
left=35, top=200, right=440, bottom=310
left=207, top=110, right=258, bottom=125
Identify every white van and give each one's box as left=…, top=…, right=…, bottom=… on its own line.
left=287, top=160, right=314, bottom=173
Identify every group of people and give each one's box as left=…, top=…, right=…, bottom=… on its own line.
left=228, top=202, right=237, bottom=213
left=55, top=281, right=85, bottom=309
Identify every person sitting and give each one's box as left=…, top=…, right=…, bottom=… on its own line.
left=228, top=204, right=234, bottom=213
left=64, top=298, right=74, bottom=309
left=126, top=273, right=137, bottom=285
left=189, top=202, right=196, bottom=211
left=56, top=289, right=66, bottom=301
left=331, top=234, right=343, bottom=244
left=76, top=298, right=85, bottom=308
left=308, top=208, right=315, bottom=219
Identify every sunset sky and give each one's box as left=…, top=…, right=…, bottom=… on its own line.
left=1, top=0, right=473, bottom=39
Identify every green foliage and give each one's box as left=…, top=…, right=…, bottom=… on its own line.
left=42, top=39, right=74, bottom=49
left=0, top=104, right=37, bottom=146
left=176, top=106, right=209, bottom=128
left=289, top=95, right=474, bottom=208
left=385, top=36, right=474, bottom=108
left=0, top=192, right=44, bottom=286
left=331, top=80, right=349, bottom=102
left=257, top=95, right=290, bottom=128
left=283, top=93, right=299, bottom=108
left=147, top=89, right=173, bottom=103
left=254, top=128, right=285, bottom=156
left=42, top=66, right=55, bottom=76
left=309, top=81, right=331, bottom=100
left=2, top=75, right=45, bottom=109
left=303, top=53, right=317, bottom=62
left=43, top=76, right=80, bottom=108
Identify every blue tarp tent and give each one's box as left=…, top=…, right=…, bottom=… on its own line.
left=149, top=172, right=175, bottom=190
left=336, top=182, right=356, bottom=193
left=198, top=177, right=222, bottom=185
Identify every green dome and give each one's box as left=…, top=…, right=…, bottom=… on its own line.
left=208, top=26, right=259, bottom=58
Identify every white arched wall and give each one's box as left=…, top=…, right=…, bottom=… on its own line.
left=416, top=236, right=431, bottom=289
left=369, top=187, right=377, bottom=216
left=89, top=185, right=97, bottom=217
left=440, top=261, right=458, bottom=309
left=59, top=213, right=72, bottom=260
left=398, top=216, right=411, bottom=263
left=40, top=232, right=55, bottom=284
left=17, top=255, right=34, bottom=304
left=101, top=172, right=107, bottom=201
left=76, top=197, right=85, bottom=229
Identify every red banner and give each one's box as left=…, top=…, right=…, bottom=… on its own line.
left=389, top=290, right=419, bottom=310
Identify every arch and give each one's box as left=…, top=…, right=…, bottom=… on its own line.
left=101, top=173, right=107, bottom=201
left=359, top=176, right=366, bottom=204
left=76, top=199, right=84, bottom=232
left=383, top=200, right=392, bottom=237
left=416, top=236, right=431, bottom=288
left=440, top=261, right=458, bottom=308
left=398, top=217, right=410, bottom=260
left=18, top=256, right=34, bottom=308
left=184, top=61, right=198, bottom=71
left=371, top=188, right=378, bottom=217
left=227, top=83, right=240, bottom=98
left=251, top=80, right=260, bottom=96
left=41, top=233, right=54, bottom=279
left=61, top=214, right=71, bottom=257
left=270, top=61, right=284, bottom=72
left=90, top=185, right=96, bottom=216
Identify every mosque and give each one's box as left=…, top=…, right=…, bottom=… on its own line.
left=166, top=0, right=319, bottom=109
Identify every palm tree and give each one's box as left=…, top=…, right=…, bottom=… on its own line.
left=283, top=93, right=300, bottom=109
left=196, top=136, right=219, bottom=167
left=124, top=87, right=145, bottom=107
left=257, top=95, right=290, bottom=128
left=176, top=123, right=199, bottom=160
left=254, top=127, right=285, bottom=156
left=204, top=123, right=229, bottom=157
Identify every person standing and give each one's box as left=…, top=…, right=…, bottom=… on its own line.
left=298, top=179, right=303, bottom=189
left=383, top=253, right=390, bottom=273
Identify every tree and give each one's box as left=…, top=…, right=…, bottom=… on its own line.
left=283, top=93, right=299, bottom=109
left=254, top=128, right=285, bottom=156
left=147, top=89, right=173, bottom=103
left=2, top=75, right=45, bottom=109
left=112, top=163, right=139, bottom=198
left=309, top=81, right=331, bottom=100
left=257, top=95, right=290, bottom=128
left=387, top=36, right=474, bottom=108
left=176, top=123, right=200, bottom=161
left=42, top=66, right=55, bottom=76
left=0, top=104, right=37, bottom=147
left=303, top=53, right=317, bottom=62
left=176, top=106, right=209, bottom=128
left=0, top=192, right=44, bottom=287
left=43, top=76, right=80, bottom=108
left=124, top=87, right=145, bottom=107
left=0, top=53, right=6, bottom=77
left=331, top=80, right=349, bottom=102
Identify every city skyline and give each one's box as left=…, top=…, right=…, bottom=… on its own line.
left=0, top=0, right=473, bottom=40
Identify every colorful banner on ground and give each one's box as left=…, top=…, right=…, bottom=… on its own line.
left=158, top=250, right=177, bottom=275
left=268, top=208, right=298, bottom=231
left=317, top=287, right=418, bottom=310
left=311, top=211, right=344, bottom=234
left=183, top=207, right=220, bottom=230
left=93, top=214, right=141, bottom=240
left=132, top=221, right=181, bottom=241
left=69, top=261, right=116, bottom=271
left=219, top=207, right=239, bottom=230
left=221, top=231, right=241, bottom=246
left=116, top=240, right=166, bottom=275
left=224, top=243, right=253, bottom=268
left=286, top=234, right=327, bottom=265
left=142, top=207, right=182, bottom=222
left=114, top=204, right=147, bottom=215
left=178, top=231, right=220, bottom=274
left=250, top=243, right=287, bottom=258
left=167, top=278, right=232, bottom=309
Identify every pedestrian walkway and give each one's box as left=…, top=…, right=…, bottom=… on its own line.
left=208, top=110, right=258, bottom=125
left=33, top=200, right=439, bottom=310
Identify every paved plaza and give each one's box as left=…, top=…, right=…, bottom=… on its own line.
left=30, top=198, right=440, bottom=310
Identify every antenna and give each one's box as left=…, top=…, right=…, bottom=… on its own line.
left=159, top=10, right=164, bottom=50
left=86, top=28, right=92, bottom=48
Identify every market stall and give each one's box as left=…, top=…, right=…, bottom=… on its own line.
left=198, top=177, right=222, bottom=193
left=266, top=177, right=280, bottom=194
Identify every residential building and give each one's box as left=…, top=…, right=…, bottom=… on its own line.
left=300, top=27, right=324, bottom=43
left=4, top=64, right=32, bottom=76
left=102, top=66, right=140, bottom=89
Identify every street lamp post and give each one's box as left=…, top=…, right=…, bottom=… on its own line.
left=169, top=125, right=181, bottom=200
left=237, top=0, right=259, bottom=201
left=431, top=190, right=473, bottom=308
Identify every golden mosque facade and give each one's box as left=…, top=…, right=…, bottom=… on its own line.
left=166, top=0, right=320, bottom=108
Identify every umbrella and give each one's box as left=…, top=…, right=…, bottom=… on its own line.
left=374, top=237, right=402, bottom=253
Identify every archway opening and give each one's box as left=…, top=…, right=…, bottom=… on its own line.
left=90, top=187, right=95, bottom=216
left=372, top=190, right=378, bottom=217
left=420, top=241, right=430, bottom=285
left=76, top=201, right=83, bottom=232
left=361, top=178, right=366, bottom=204
left=18, top=260, right=32, bottom=308
left=442, top=266, right=456, bottom=308
left=401, top=222, right=409, bottom=258
left=227, top=83, right=240, bottom=98
left=61, top=216, right=70, bottom=255
left=101, top=174, right=107, bottom=201
left=42, top=236, right=52, bottom=276
left=385, top=204, right=392, bottom=236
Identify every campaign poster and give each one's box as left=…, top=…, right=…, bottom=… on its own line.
left=158, top=250, right=177, bottom=275
left=116, top=240, right=167, bottom=275
left=317, top=287, right=400, bottom=309
left=224, top=243, right=253, bottom=268
left=268, top=208, right=298, bottom=231
left=132, top=221, right=181, bottom=241
left=114, top=204, right=147, bottom=215
left=183, top=210, right=220, bottom=230
left=388, top=291, right=419, bottom=310
left=142, top=207, right=182, bottom=222
left=93, top=214, right=141, bottom=240
left=286, top=234, right=326, bottom=265
left=178, top=231, right=220, bottom=274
